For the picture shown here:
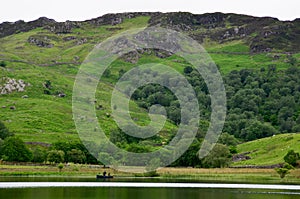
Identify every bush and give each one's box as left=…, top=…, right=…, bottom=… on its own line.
left=67, top=149, right=86, bottom=164
left=32, top=147, right=47, bottom=163
left=275, top=168, right=290, bottom=179
left=0, top=121, right=14, bottom=140
left=0, top=61, right=6, bottom=68
left=47, top=150, right=65, bottom=163
left=143, top=170, right=159, bottom=177
left=284, top=150, right=300, bottom=167
left=202, top=144, right=232, bottom=168
left=58, top=163, right=64, bottom=172
left=1, top=137, right=32, bottom=162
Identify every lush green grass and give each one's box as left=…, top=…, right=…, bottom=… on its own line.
left=203, top=40, right=294, bottom=74
left=209, top=52, right=292, bottom=74
left=234, top=133, right=300, bottom=166
left=206, top=40, right=250, bottom=53
left=0, top=15, right=298, bottom=146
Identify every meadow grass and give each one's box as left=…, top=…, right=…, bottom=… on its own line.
left=233, top=133, right=300, bottom=166
left=0, top=16, right=298, bottom=153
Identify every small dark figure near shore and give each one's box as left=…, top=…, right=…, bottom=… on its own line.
left=103, top=171, right=107, bottom=176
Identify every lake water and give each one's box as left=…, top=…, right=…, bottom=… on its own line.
left=1, top=177, right=300, bottom=199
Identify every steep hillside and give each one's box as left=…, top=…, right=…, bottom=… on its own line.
left=233, top=133, right=300, bottom=166
left=0, top=12, right=300, bottom=147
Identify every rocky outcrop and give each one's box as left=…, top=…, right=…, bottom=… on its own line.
left=0, top=78, right=29, bottom=94
left=76, top=38, right=88, bottom=45
left=121, top=49, right=173, bottom=64
left=63, top=36, right=77, bottom=41
left=149, top=12, right=227, bottom=31
left=28, top=35, right=54, bottom=48
left=0, top=12, right=300, bottom=53
left=212, top=26, right=248, bottom=43
left=232, top=152, right=251, bottom=162
left=249, top=22, right=300, bottom=53
left=46, top=21, right=81, bottom=34
left=0, top=17, right=55, bottom=38
left=86, top=12, right=157, bottom=26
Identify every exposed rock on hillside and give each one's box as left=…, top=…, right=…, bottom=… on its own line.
left=28, top=35, right=54, bottom=48
left=149, top=12, right=227, bottom=30
left=121, top=49, right=173, bottom=64
left=232, top=152, right=251, bottom=162
left=0, top=17, right=55, bottom=38
left=0, top=78, right=30, bottom=94
left=46, top=21, right=81, bottom=34
left=86, top=12, right=156, bottom=26
left=1, top=12, right=300, bottom=53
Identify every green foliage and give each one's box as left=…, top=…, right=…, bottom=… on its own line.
left=2, top=14, right=300, bottom=168
left=241, top=120, right=278, bottom=141
left=234, top=134, right=300, bottom=166
left=143, top=170, right=160, bottom=177
left=0, top=61, right=6, bottom=68
left=283, top=163, right=294, bottom=170
left=67, top=149, right=86, bottom=164
left=183, top=66, right=193, bottom=74
left=44, top=80, right=52, bottom=89
left=287, top=56, right=297, bottom=66
left=284, top=150, right=300, bottom=167
left=103, top=69, right=111, bottom=77
left=275, top=168, right=290, bottom=179
left=118, top=69, right=126, bottom=79
left=0, top=121, right=14, bottom=140
left=218, top=132, right=239, bottom=146
left=57, top=163, right=64, bottom=172
left=146, top=158, right=161, bottom=173
left=98, top=152, right=113, bottom=167
left=1, top=137, right=32, bottom=162
left=171, top=140, right=202, bottom=167
left=224, top=66, right=300, bottom=140
left=51, top=141, right=97, bottom=164
left=32, top=146, right=47, bottom=163
left=47, top=150, right=65, bottom=163
left=202, top=144, right=232, bottom=168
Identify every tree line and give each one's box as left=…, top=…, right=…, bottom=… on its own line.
left=132, top=63, right=300, bottom=142
left=0, top=121, right=97, bottom=164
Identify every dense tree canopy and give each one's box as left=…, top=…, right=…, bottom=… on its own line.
left=0, top=121, right=13, bottom=140
left=284, top=150, right=300, bottom=167
left=132, top=65, right=300, bottom=142
left=0, top=137, right=32, bottom=162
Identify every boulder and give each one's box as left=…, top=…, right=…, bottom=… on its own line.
left=9, top=106, right=16, bottom=110
left=58, top=93, right=66, bottom=98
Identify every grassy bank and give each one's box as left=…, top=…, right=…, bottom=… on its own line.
left=1, top=164, right=300, bottom=184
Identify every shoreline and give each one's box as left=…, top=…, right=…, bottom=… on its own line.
left=1, top=164, right=300, bottom=184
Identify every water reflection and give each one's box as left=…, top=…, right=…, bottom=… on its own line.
left=0, top=177, right=300, bottom=199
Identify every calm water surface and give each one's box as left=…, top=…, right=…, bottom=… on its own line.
left=0, top=177, right=300, bottom=199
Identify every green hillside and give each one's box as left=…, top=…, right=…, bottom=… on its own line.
left=0, top=15, right=169, bottom=143
left=1, top=12, right=300, bottom=167
left=234, top=133, right=300, bottom=166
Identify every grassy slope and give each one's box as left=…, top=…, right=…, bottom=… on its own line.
left=234, top=133, right=300, bottom=166
left=0, top=16, right=169, bottom=143
left=0, top=15, right=300, bottom=165
left=205, top=41, right=295, bottom=74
